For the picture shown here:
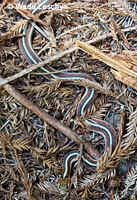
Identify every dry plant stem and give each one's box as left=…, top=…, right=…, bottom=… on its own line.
left=0, top=46, right=76, bottom=87
left=1, top=25, right=137, bottom=87
left=76, top=40, right=137, bottom=78
left=39, top=25, right=137, bottom=54
left=111, top=69, right=137, bottom=91
left=0, top=75, right=100, bottom=159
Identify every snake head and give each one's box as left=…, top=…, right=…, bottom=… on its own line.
left=58, top=177, right=70, bottom=194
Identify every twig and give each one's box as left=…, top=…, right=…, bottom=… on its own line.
left=39, top=25, right=137, bottom=55
left=28, top=67, right=79, bottom=75
left=76, top=40, right=137, bottom=78
left=0, top=75, right=100, bottom=160
left=1, top=25, right=137, bottom=87
left=0, top=46, right=77, bottom=87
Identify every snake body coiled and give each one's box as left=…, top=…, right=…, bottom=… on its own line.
left=18, top=0, right=117, bottom=194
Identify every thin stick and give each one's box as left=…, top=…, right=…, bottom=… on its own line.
left=0, top=46, right=77, bottom=87
left=1, top=25, right=137, bottom=87
left=76, top=40, right=137, bottom=77
left=0, top=75, right=100, bottom=159
left=38, top=25, right=137, bottom=55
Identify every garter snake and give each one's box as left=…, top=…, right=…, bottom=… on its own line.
left=18, top=0, right=117, bottom=194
